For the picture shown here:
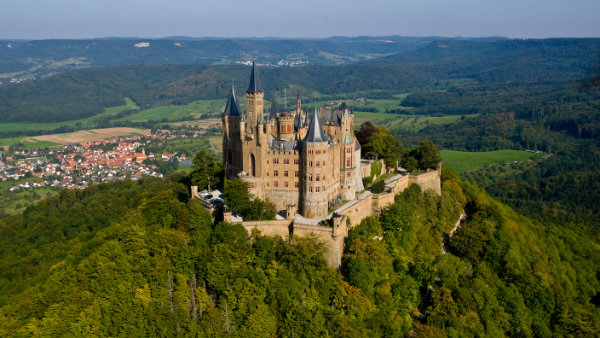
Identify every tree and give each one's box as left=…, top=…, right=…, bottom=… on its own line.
left=224, top=179, right=276, bottom=221
left=413, top=140, right=441, bottom=170
left=190, top=150, right=223, bottom=189
left=355, top=121, right=376, bottom=147
left=363, top=126, right=404, bottom=169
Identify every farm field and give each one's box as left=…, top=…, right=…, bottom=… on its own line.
left=166, top=118, right=222, bottom=129
left=21, top=127, right=148, bottom=146
left=440, top=149, right=544, bottom=173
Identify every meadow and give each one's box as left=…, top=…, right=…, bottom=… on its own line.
left=440, top=149, right=544, bottom=173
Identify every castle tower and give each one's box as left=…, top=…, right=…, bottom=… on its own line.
left=302, top=108, right=330, bottom=219
left=245, top=61, right=264, bottom=136
left=277, top=113, right=295, bottom=141
left=222, top=84, right=244, bottom=177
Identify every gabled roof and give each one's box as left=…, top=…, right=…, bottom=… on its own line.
left=246, top=61, right=263, bottom=94
left=304, top=108, right=328, bottom=143
left=223, top=84, right=241, bottom=116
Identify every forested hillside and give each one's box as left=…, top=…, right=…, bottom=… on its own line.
left=1, top=38, right=598, bottom=125
left=0, top=172, right=598, bottom=337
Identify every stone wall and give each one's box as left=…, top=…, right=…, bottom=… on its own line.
left=293, top=216, right=347, bottom=268
left=408, top=167, right=442, bottom=195
left=240, top=219, right=292, bottom=238
left=335, top=192, right=374, bottom=226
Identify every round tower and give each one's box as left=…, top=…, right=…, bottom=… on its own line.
left=278, top=113, right=295, bottom=141
left=302, top=108, right=330, bottom=219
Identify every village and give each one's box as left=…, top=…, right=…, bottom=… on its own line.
left=0, top=129, right=206, bottom=192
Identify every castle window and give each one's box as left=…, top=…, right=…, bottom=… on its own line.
left=316, top=187, right=320, bottom=192
left=316, top=150, right=320, bottom=154
left=284, top=159, right=289, bottom=164
left=323, top=175, right=326, bottom=180
left=309, top=187, right=312, bottom=192
left=309, top=174, right=313, bottom=181
left=294, top=159, right=299, bottom=165
left=316, top=174, right=320, bottom=181
left=273, top=158, right=279, bottom=164
left=323, top=161, right=326, bottom=166
left=316, top=161, right=320, bottom=167
left=309, top=161, right=313, bottom=167
left=284, top=182, right=288, bottom=188
left=274, top=170, right=278, bottom=176
left=347, top=172, right=351, bottom=177
left=295, top=182, right=299, bottom=188
left=347, top=148, right=351, bottom=154
left=346, top=159, right=351, bottom=167
left=295, top=171, right=299, bottom=177
left=284, top=171, right=288, bottom=177
left=274, top=181, right=279, bottom=187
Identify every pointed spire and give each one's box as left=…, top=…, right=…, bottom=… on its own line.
left=223, top=84, right=241, bottom=116
left=269, top=96, right=278, bottom=120
left=246, top=60, right=263, bottom=94
left=304, top=107, right=328, bottom=143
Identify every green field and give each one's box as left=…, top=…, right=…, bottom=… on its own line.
left=0, top=97, right=139, bottom=136
left=117, top=99, right=224, bottom=122
left=0, top=136, right=61, bottom=149
left=440, top=149, right=543, bottom=173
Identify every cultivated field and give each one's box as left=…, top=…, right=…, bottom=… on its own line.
left=167, top=118, right=222, bottom=129
left=22, top=127, right=148, bottom=145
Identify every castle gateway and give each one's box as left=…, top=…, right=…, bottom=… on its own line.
left=222, top=62, right=363, bottom=219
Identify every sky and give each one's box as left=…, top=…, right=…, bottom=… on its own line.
left=2, top=0, right=599, bottom=39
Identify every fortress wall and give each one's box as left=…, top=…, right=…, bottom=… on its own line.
left=266, top=189, right=300, bottom=211
left=371, top=192, right=395, bottom=213
left=240, top=219, right=292, bottom=238
left=386, top=175, right=410, bottom=194
left=336, top=193, right=374, bottom=227
left=408, top=169, right=442, bottom=195
left=293, top=219, right=347, bottom=268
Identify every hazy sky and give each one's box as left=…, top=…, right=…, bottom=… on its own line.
left=2, top=0, right=599, bottom=39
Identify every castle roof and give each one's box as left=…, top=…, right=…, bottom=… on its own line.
left=246, top=61, right=263, bottom=94
left=294, top=111, right=305, bottom=129
left=304, top=108, right=328, bottom=143
left=320, top=108, right=345, bottom=126
left=223, top=84, right=241, bottom=116
left=269, top=97, right=278, bottom=120
left=270, top=138, right=301, bottom=151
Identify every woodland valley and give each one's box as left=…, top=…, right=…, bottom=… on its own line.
left=0, top=37, right=599, bottom=337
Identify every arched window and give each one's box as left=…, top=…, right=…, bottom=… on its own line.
left=250, top=154, right=256, bottom=176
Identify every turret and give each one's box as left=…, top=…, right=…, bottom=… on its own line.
left=222, top=84, right=244, bottom=177
left=278, top=113, right=295, bottom=141
left=269, top=96, right=278, bottom=121
left=245, top=61, right=264, bottom=135
left=296, top=88, right=302, bottom=115
left=301, top=108, right=330, bottom=219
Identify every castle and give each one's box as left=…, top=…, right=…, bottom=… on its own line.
left=222, top=62, right=363, bottom=219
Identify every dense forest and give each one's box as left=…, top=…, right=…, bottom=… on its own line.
left=1, top=38, right=598, bottom=124
left=0, top=36, right=501, bottom=78
left=0, top=171, right=598, bottom=337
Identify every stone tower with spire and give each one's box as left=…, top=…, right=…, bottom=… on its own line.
left=245, top=61, right=264, bottom=135
left=222, top=62, right=361, bottom=219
